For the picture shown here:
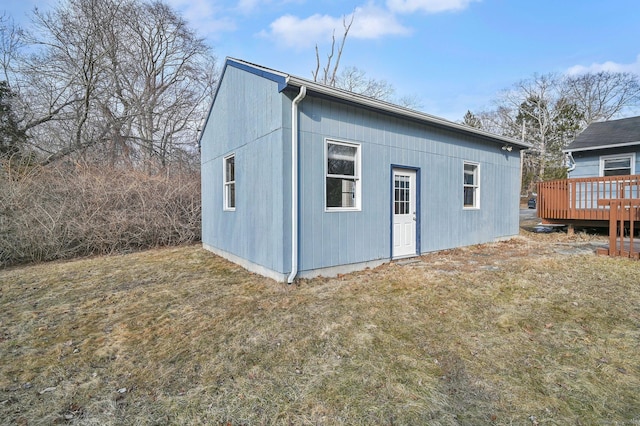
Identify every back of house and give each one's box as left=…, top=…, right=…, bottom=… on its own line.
left=537, top=116, right=640, bottom=231
left=565, top=115, right=640, bottom=178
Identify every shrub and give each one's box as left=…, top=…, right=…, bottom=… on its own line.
left=0, top=162, right=201, bottom=267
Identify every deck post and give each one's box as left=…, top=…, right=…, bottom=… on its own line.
left=567, top=223, right=574, bottom=236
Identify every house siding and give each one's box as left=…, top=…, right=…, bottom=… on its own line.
left=201, top=66, right=290, bottom=276
left=569, top=146, right=640, bottom=178
left=296, top=95, right=521, bottom=273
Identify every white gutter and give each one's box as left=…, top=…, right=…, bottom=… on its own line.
left=285, top=76, right=531, bottom=150
left=288, top=86, right=307, bottom=284
left=225, top=58, right=531, bottom=150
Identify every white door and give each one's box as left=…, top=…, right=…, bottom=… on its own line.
left=392, top=168, right=417, bottom=258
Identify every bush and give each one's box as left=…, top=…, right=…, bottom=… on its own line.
left=0, top=162, right=201, bottom=267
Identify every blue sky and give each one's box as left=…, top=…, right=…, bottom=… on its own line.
left=3, top=0, right=640, bottom=121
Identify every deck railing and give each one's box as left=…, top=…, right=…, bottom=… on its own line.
left=596, top=198, right=640, bottom=259
left=537, top=175, right=640, bottom=222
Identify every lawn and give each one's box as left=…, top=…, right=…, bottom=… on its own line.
left=1, top=232, right=639, bottom=425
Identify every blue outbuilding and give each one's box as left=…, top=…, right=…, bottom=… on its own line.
left=200, top=58, right=530, bottom=282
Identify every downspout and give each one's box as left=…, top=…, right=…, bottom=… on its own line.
left=565, top=152, right=576, bottom=173
left=288, top=85, right=307, bottom=284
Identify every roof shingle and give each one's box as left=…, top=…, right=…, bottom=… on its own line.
left=566, top=116, right=640, bottom=152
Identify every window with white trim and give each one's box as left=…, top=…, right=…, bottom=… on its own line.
left=600, top=153, right=635, bottom=176
left=326, top=140, right=360, bottom=210
left=463, top=162, right=479, bottom=208
left=223, top=154, right=235, bottom=210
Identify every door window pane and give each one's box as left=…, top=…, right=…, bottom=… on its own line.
left=395, top=175, right=410, bottom=215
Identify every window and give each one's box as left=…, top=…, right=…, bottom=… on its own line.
left=600, top=153, right=635, bottom=176
left=463, top=162, right=479, bottom=208
left=223, top=154, right=235, bottom=210
left=326, top=140, right=360, bottom=210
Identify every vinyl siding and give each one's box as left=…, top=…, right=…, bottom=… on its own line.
left=296, top=95, right=521, bottom=273
left=201, top=66, right=290, bottom=274
left=569, top=147, right=640, bottom=178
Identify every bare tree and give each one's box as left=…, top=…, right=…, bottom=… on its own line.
left=36, top=0, right=119, bottom=164
left=0, top=13, right=23, bottom=84
left=112, top=0, right=214, bottom=169
left=312, top=13, right=354, bottom=86
left=335, top=66, right=394, bottom=99
left=563, top=71, right=640, bottom=126
left=309, top=11, right=421, bottom=109
left=396, top=94, right=423, bottom=110
left=470, top=70, right=640, bottom=191
left=5, top=0, right=218, bottom=170
left=472, top=74, right=583, bottom=191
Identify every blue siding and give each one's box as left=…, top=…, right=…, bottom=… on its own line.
left=296, top=96, right=521, bottom=273
left=202, top=62, right=523, bottom=280
left=201, top=66, right=290, bottom=274
left=569, top=147, right=640, bottom=178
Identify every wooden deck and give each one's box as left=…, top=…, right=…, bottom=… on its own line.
left=537, top=175, right=640, bottom=259
left=537, top=175, right=640, bottom=225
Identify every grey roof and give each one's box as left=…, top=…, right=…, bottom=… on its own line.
left=206, top=58, right=531, bottom=150
left=565, top=115, right=640, bottom=152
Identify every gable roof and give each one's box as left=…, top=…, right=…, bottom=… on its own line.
left=564, top=115, right=640, bottom=152
left=202, top=57, right=531, bottom=150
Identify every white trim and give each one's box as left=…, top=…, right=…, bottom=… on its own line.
left=281, top=76, right=530, bottom=149
left=599, top=152, right=636, bottom=177
left=392, top=168, right=418, bottom=258
left=463, top=161, right=480, bottom=209
left=223, top=153, right=236, bottom=211
left=325, top=139, right=362, bottom=212
left=564, top=141, right=640, bottom=153
left=215, top=58, right=531, bottom=150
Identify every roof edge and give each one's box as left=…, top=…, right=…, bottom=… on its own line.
left=227, top=58, right=288, bottom=91
left=220, top=58, right=532, bottom=149
left=564, top=140, right=640, bottom=153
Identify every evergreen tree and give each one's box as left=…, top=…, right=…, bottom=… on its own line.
left=462, top=110, right=482, bottom=128
left=0, top=81, right=26, bottom=158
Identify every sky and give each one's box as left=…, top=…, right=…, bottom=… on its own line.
left=3, top=0, right=640, bottom=121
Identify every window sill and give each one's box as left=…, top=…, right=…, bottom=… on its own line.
left=325, top=207, right=361, bottom=213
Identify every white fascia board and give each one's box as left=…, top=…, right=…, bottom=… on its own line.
left=224, top=58, right=531, bottom=149
left=285, top=75, right=531, bottom=149
left=563, top=141, right=640, bottom=153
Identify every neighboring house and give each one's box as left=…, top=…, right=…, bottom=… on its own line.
left=200, top=58, right=530, bottom=282
left=565, top=115, right=640, bottom=178
left=538, top=116, right=640, bottom=230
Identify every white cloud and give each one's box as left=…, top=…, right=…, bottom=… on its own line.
left=236, top=0, right=305, bottom=15
left=566, top=54, right=640, bottom=76
left=261, top=14, right=342, bottom=49
left=236, top=0, right=262, bottom=14
left=351, top=4, right=411, bottom=39
left=165, top=0, right=236, bottom=38
left=386, top=0, right=480, bottom=14
left=261, top=5, right=409, bottom=49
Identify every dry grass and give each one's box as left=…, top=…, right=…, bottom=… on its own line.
left=1, top=231, right=639, bottom=425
